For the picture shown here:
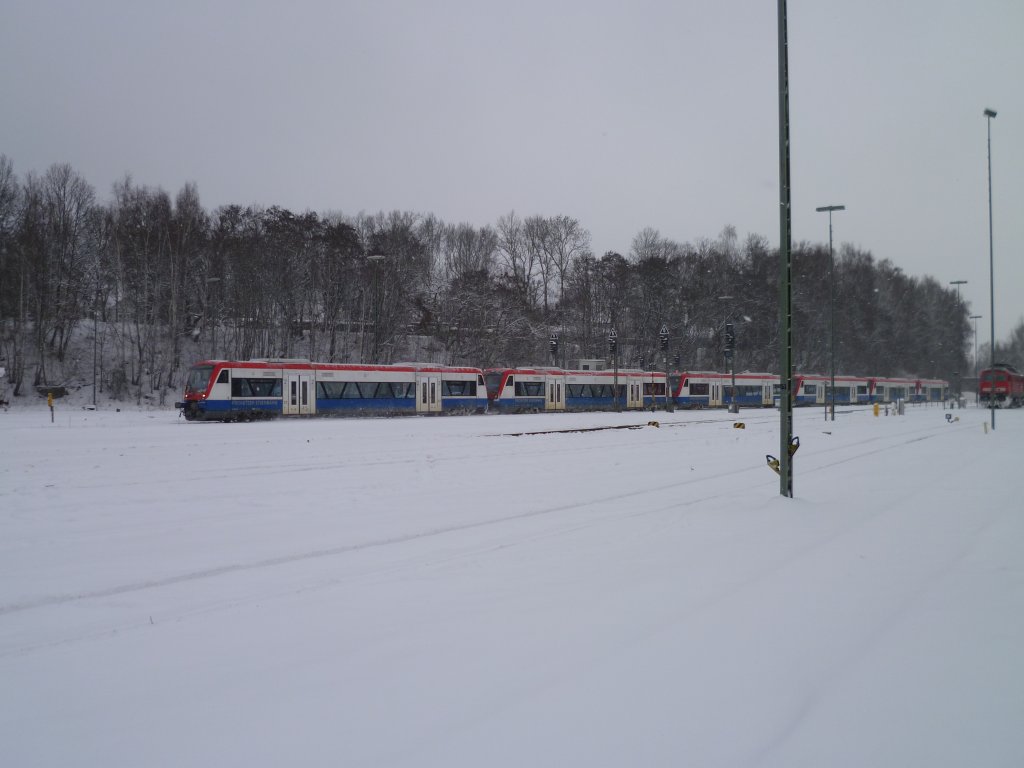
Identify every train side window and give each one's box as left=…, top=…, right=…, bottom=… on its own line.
left=443, top=380, right=467, bottom=397
left=217, top=369, right=229, bottom=384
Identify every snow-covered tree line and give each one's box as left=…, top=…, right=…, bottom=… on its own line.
left=0, top=157, right=997, bottom=403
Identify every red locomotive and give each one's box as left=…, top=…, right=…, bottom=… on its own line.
left=979, top=363, right=1024, bottom=408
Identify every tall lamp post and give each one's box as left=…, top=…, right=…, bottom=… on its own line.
left=949, top=279, right=967, bottom=305
left=362, top=251, right=387, bottom=362
left=970, top=314, right=982, bottom=386
left=949, top=281, right=967, bottom=400
left=984, top=108, right=997, bottom=429
left=815, top=205, right=845, bottom=421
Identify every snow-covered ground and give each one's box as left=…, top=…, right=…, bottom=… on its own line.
left=1, top=401, right=1021, bottom=767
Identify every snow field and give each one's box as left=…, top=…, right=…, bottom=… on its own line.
left=1, top=403, right=1022, bottom=766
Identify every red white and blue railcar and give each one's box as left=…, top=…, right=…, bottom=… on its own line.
left=176, top=359, right=487, bottom=421
left=484, top=368, right=666, bottom=412
left=979, top=364, right=1024, bottom=408
left=791, top=374, right=875, bottom=406
left=915, top=378, right=949, bottom=404
left=670, top=371, right=776, bottom=409
left=871, top=376, right=920, bottom=404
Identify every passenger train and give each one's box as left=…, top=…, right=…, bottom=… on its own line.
left=176, top=358, right=950, bottom=421
left=176, top=359, right=487, bottom=421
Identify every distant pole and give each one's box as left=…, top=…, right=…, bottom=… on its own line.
left=816, top=205, right=845, bottom=422
left=206, top=276, right=221, bottom=360
left=949, top=279, right=967, bottom=399
left=984, top=108, right=996, bottom=429
left=609, top=329, right=619, bottom=411
left=659, top=324, right=672, bottom=411
left=777, top=0, right=794, bottom=497
left=92, top=293, right=98, bottom=407
left=970, top=314, right=982, bottom=382
left=949, top=279, right=967, bottom=306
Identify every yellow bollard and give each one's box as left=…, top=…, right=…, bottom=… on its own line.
left=873, top=402, right=880, bottom=417
left=984, top=422, right=989, bottom=434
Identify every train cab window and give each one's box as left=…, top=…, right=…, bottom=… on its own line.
left=185, top=365, right=214, bottom=394
left=689, top=383, right=709, bottom=396
left=804, top=384, right=817, bottom=395
left=484, top=372, right=505, bottom=397
left=217, top=369, right=229, bottom=384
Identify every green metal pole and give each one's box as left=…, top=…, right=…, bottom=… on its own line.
left=778, top=0, right=794, bottom=497
left=985, top=109, right=996, bottom=430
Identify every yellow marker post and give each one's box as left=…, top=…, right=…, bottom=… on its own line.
left=873, top=403, right=880, bottom=417
left=47, top=391, right=54, bottom=423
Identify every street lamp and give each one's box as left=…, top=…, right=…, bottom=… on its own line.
left=948, top=281, right=967, bottom=401
left=815, top=204, right=845, bottom=421
left=362, top=251, right=387, bottom=362
left=970, top=314, right=982, bottom=385
left=984, top=107, right=996, bottom=429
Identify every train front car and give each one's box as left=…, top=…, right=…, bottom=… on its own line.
left=176, top=360, right=290, bottom=421
left=979, top=364, right=1024, bottom=408
left=175, top=361, right=239, bottom=421
left=175, top=362, right=215, bottom=420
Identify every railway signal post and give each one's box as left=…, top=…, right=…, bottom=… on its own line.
left=609, top=329, right=619, bottom=411
left=660, top=324, right=673, bottom=412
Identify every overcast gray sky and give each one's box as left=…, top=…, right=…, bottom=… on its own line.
left=3, top=0, right=1021, bottom=339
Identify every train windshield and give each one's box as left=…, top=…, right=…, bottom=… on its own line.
left=484, top=372, right=505, bottom=397
left=185, top=365, right=214, bottom=394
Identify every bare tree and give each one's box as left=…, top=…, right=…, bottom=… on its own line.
left=496, top=211, right=537, bottom=309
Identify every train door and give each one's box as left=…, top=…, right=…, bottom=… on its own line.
left=626, top=376, right=643, bottom=409
left=284, top=372, right=315, bottom=416
left=416, top=373, right=442, bottom=413
left=708, top=381, right=721, bottom=408
left=545, top=376, right=565, bottom=411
